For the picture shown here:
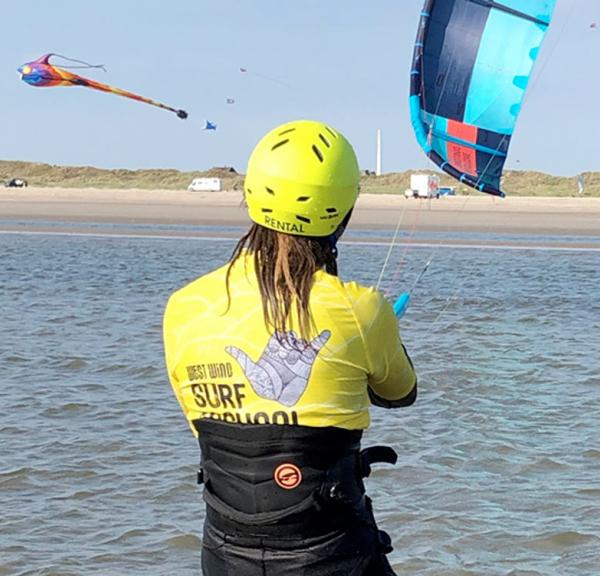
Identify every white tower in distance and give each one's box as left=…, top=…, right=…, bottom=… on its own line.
left=376, top=128, right=382, bottom=176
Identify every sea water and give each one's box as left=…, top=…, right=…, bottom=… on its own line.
left=1, top=224, right=599, bottom=575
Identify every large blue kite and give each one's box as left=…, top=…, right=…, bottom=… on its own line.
left=410, top=0, right=556, bottom=196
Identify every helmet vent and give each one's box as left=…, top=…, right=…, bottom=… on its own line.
left=265, top=187, right=275, bottom=195
left=262, top=208, right=273, bottom=213
left=278, top=128, right=296, bottom=136
left=271, top=139, right=289, bottom=151
left=296, top=196, right=310, bottom=202
left=325, top=126, right=338, bottom=139
left=318, top=134, right=331, bottom=148
left=296, top=215, right=311, bottom=224
left=312, top=145, right=324, bottom=163
left=326, top=207, right=337, bottom=213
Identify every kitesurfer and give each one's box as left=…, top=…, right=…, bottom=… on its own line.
left=163, top=120, right=417, bottom=575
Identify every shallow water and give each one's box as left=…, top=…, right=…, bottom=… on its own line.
left=1, top=226, right=599, bottom=575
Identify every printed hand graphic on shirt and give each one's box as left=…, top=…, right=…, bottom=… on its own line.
left=225, top=330, right=331, bottom=406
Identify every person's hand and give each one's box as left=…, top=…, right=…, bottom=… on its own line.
left=226, top=330, right=330, bottom=406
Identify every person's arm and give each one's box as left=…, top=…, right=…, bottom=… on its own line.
left=359, top=290, right=417, bottom=408
left=368, top=343, right=417, bottom=408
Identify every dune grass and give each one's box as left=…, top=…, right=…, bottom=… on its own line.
left=359, top=169, right=600, bottom=197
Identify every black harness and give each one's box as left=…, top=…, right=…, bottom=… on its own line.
left=193, top=419, right=397, bottom=546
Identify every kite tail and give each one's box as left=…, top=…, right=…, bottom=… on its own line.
left=67, top=74, right=188, bottom=119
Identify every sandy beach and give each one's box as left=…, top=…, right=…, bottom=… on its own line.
left=1, top=187, right=599, bottom=246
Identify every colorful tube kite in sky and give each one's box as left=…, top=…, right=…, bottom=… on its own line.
left=18, top=53, right=188, bottom=119
left=410, top=0, right=556, bottom=196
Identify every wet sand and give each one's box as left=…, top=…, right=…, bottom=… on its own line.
left=0, top=187, right=599, bottom=243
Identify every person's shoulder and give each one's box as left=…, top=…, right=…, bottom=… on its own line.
left=315, top=272, right=386, bottom=311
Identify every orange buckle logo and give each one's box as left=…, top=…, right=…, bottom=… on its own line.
left=274, top=463, right=302, bottom=490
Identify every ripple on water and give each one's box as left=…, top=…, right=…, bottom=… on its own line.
left=54, top=357, right=89, bottom=370
left=50, top=490, right=102, bottom=501
left=505, top=570, right=544, bottom=576
left=522, top=531, right=599, bottom=552
left=517, top=457, right=571, bottom=473
left=2, top=354, right=30, bottom=364
left=101, top=528, right=151, bottom=546
left=165, top=533, right=202, bottom=550
left=575, top=487, right=600, bottom=497
left=42, top=402, right=93, bottom=417
left=0, top=467, right=39, bottom=489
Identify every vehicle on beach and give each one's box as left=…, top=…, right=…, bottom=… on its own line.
left=404, top=174, right=440, bottom=199
left=4, top=178, right=28, bottom=188
left=188, top=177, right=222, bottom=192
left=438, top=186, right=456, bottom=196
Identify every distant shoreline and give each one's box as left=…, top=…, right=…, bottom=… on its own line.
left=1, top=188, right=600, bottom=241
left=1, top=159, right=599, bottom=197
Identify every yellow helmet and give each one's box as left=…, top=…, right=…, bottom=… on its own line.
left=244, top=120, right=360, bottom=237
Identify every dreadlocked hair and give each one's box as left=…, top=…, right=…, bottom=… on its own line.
left=226, top=224, right=338, bottom=342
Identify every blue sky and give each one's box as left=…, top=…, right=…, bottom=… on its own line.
left=0, top=0, right=597, bottom=176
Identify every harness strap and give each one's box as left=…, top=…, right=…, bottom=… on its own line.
left=197, top=445, right=398, bottom=487
left=196, top=446, right=398, bottom=484
left=203, top=480, right=318, bottom=526
left=360, top=446, right=398, bottom=478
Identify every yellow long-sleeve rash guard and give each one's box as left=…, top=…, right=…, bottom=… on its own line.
left=163, top=255, right=416, bottom=433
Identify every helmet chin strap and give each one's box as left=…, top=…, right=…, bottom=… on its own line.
left=327, top=209, right=354, bottom=257
left=327, top=233, right=339, bottom=259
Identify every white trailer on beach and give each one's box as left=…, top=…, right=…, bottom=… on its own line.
left=405, top=174, right=440, bottom=199
left=188, top=177, right=222, bottom=192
